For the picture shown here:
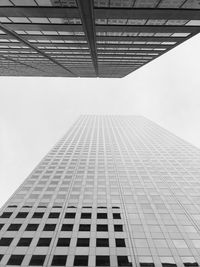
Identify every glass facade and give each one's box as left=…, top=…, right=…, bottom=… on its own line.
left=1, top=115, right=200, bottom=266
left=0, top=1, right=200, bottom=77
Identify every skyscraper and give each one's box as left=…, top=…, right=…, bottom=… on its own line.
left=1, top=115, right=200, bottom=267
left=0, top=0, right=200, bottom=77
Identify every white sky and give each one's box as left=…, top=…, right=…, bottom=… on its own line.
left=0, top=33, right=200, bottom=208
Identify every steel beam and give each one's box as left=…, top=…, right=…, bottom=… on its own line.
left=96, top=36, right=185, bottom=42
left=0, top=35, right=182, bottom=44
left=77, top=0, right=98, bottom=75
left=97, top=44, right=171, bottom=49
left=96, top=25, right=200, bottom=33
left=95, top=8, right=200, bottom=20
left=97, top=55, right=155, bottom=59
left=0, top=7, right=79, bottom=18
left=1, top=7, right=200, bottom=21
left=0, top=34, right=182, bottom=43
left=2, top=23, right=199, bottom=33
left=2, top=23, right=83, bottom=32
left=97, top=53, right=159, bottom=57
left=0, top=35, right=86, bottom=42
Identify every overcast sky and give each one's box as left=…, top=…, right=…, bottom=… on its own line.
left=0, top=33, right=200, bottom=208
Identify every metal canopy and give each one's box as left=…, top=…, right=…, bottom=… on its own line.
left=0, top=1, right=199, bottom=78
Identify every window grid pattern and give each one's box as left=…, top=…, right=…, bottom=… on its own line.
left=0, top=115, right=200, bottom=266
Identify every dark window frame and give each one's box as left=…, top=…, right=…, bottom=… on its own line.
left=113, top=213, right=121, bottom=219
left=0, top=237, right=13, bottom=246
left=7, top=224, right=22, bottom=231
left=61, top=224, right=73, bottom=231
left=29, top=255, right=46, bottom=266
left=115, top=238, right=126, bottom=247
left=37, top=238, right=51, bottom=247
left=57, top=238, right=71, bottom=247
left=114, top=225, right=123, bottom=232
left=76, top=238, right=90, bottom=247
left=16, top=212, right=28, bottom=218
left=0, top=212, right=12, bottom=218
left=97, top=224, right=108, bottom=232
left=32, top=212, right=44, bottom=218
left=79, top=224, right=91, bottom=231
left=65, top=212, right=76, bottom=218
left=118, top=256, right=132, bottom=266
left=96, top=238, right=109, bottom=247
left=43, top=224, right=56, bottom=231
left=25, top=224, right=39, bottom=231
left=7, top=254, right=25, bottom=265
left=81, top=213, right=91, bottom=219
left=96, top=255, right=110, bottom=266
left=51, top=255, right=67, bottom=266
left=97, top=213, right=107, bottom=219
left=49, top=212, right=60, bottom=219
left=74, top=255, right=88, bottom=266
left=17, top=238, right=32, bottom=247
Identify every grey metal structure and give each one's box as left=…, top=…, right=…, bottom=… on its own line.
left=0, top=0, right=200, bottom=77
left=1, top=115, right=200, bottom=267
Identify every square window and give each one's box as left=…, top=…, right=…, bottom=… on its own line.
left=61, top=224, right=73, bottom=231
left=0, top=212, right=12, bottom=218
left=74, top=255, right=88, bottom=266
left=7, top=255, right=24, bottom=265
left=37, top=238, right=51, bottom=246
left=25, top=224, right=39, bottom=231
left=116, top=238, right=126, bottom=247
left=96, top=238, right=109, bottom=247
left=49, top=212, right=60, bottom=218
left=79, top=224, right=91, bottom=231
left=29, top=255, right=46, bottom=266
left=114, top=225, right=123, bottom=232
left=7, top=224, right=22, bottom=231
left=97, top=213, right=107, bottom=219
left=65, top=212, right=76, bottom=218
left=51, top=255, right=67, bottom=266
left=81, top=213, right=91, bottom=219
left=43, top=224, right=56, bottom=231
left=76, top=238, right=90, bottom=247
left=113, top=213, right=121, bottom=219
left=16, top=212, right=28, bottom=218
left=0, top=238, right=13, bottom=246
left=57, top=238, right=70, bottom=247
left=17, top=238, right=32, bottom=247
left=96, top=256, right=110, bottom=266
left=97, top=224, right=108, bottom=231
left=32, top=212, right=44, bottom=218
left=118, top=256, right=132, bottom=266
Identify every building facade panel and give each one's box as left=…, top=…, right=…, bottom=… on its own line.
left=1, top=115, right=200, bottom=266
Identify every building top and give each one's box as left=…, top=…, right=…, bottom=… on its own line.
left=0, top=0, right=200, bottom=78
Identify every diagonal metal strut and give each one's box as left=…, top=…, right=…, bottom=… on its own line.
left=0, top=23, right=76, bottom=76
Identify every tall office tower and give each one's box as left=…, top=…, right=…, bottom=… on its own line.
left=1, top=115, right=200, bottom=267
left=0, top=0, right=200, bottom=77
